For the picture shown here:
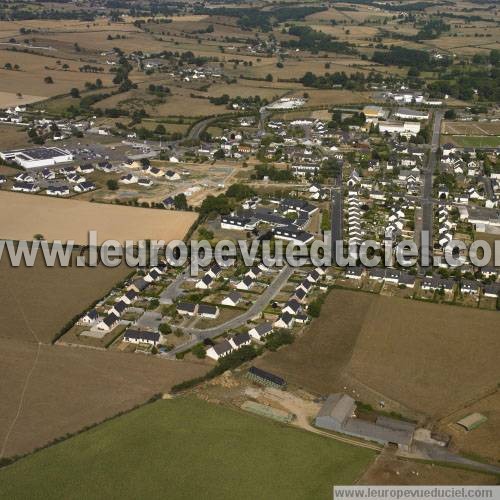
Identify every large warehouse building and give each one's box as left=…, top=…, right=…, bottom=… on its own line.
left=0, top=147, right=73, bottom=169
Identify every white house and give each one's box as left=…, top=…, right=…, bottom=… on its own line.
left=123, top=330, right=160, bottom=346
left=96, top=313, right=119, bottom=331
left=195, top=274, right=214, bottom=290
left=221, top=291, right=242, bottom=307
left=206, top=340, right=234, bottom=360
left=78, top=309, right=98, bottom=325
left=198, top=304, right=219, bottom=319
left=229, top=332, right=252, bottom=350
left=248, top=322, right=273, bottom=341
left=236, top=276, right=255, bottom=291
left=274, top=312, right=295, bottom=329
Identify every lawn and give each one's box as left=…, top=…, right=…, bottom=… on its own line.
left=447, top=136, right=500, bottom=148
left=0, top=397, right=376, bottom=500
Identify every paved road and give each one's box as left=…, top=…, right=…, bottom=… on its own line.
left=159, top=270, right=191, bottom=304
left=420, top=110, right=443, bottom=270
left=166, top=265, right=295, bottom=356
left=411, top=441, right=500, bottom=475
left=186, top=116, right=220, bottom=141
left=330, top=174, right=343, bottom=264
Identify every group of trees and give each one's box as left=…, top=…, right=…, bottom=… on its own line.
left=299, top=70, right=369, bottom=90
left=79, top=64, right=104, bottom=73
left=193, top=5, right=326, bottom=32
left=372, top=46, right=449, bottom=71
left=199, top=183, right=256, bottom=218
left=284, top=26, right=355, bottom=55
left=427, top=62, right=500, bottom=102
left=252, top=164, right=294, bottom=182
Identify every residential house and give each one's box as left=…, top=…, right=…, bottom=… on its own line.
left=274, top=312, right=295, bottom=329
left=221, top=291, right=242, bottom=307
left=110, top=300, right=128, bottom=317
left=206, top=340, right=234, bottom=360
left=195, top=274, right=214, bottom=290
left=248, top=322, right=273, bottom=341
left=177, top=302, right=197, bottom=316
left=128, top=278, right=149, bottom=293
left=198, top=304, right=219, bottom=319
left=78, top=309, right=98, bottom=325
left=123, top=329, right=160, bottom=346
left=96, top=313, right=119, bottom=332
left=236, top=276, right=255, bottom=291
left=74, top=181, right=96, bottom=193
left=229, top=332, right=252, bottom=350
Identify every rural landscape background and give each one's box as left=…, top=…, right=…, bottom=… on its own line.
left=0, top=0, right=499, bottom=498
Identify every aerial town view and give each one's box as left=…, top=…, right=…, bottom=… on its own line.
left=0, top=0, right=499, bottom=499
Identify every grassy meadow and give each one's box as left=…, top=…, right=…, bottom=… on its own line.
left=0, top=397, right=376, bottom=500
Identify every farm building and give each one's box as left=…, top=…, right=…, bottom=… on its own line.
left=315, top=394, right=415, bottom=452
left=457, top=413, right=488, bottom=431
left=241, top=401, right=293, bottom=424
left=247, top=366, right=286, bottom=389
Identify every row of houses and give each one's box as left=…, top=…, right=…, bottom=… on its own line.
left=273, top=267, right=325, bottom=329
left=78, top=267, right=164, bottom=333
left=347, top=191, right=364, bottom=246
left=344, top=267, right=500, bottom=298
left=345, top=267, right=416, bottom=287
left=437, top=204, right=455, bottom=249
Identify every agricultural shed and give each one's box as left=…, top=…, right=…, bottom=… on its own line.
left=457, top=413, right=488, bottom=431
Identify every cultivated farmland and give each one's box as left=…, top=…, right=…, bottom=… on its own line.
left=0, top=191, right=197, bottom=244
left=0, top=397, right=376, bottom=499
left=257, top=290, right=500, bottom=420
left=0, top=252, right=131, bottom=344
left=0, top=339, right=209, bottom=458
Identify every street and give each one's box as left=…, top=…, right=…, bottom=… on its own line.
left=420, top=110, right=443, bottom=270
left=330, top=174, right=343, bottom=264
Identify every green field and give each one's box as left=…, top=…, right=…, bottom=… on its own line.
left=446, top=136, right=500, bottom=148
left=0, top=398, right=376, bottom=500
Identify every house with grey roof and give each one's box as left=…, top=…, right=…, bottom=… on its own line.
left=248, top=322, right=273, bottom=341
left=198, top=304, right=219, bottom=319
left=123, top=329, right=160, bottom=346
left=206, top=340, right=234, bottom=360
left=229, top=332, right=252, bottom=349
left=221, top=291, right=242, bottom=307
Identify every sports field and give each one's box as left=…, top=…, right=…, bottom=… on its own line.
left=0, top=397, right=376, bottom=500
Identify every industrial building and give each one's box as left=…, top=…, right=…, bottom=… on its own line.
left=315, top=393, right=415, bottom=451
left=0, top=147, right=73, bottom=169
